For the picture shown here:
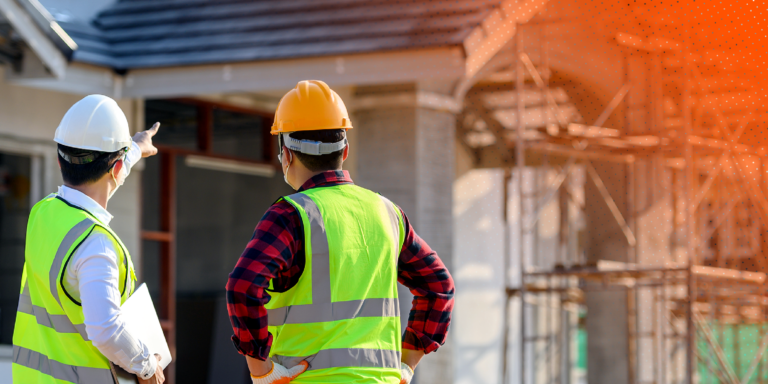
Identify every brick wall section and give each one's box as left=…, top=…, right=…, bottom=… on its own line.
left=415, top=108, right=455, bottom=272
left=413, top=108, right=455, bottom=384
left=354, top=106, right=417, bottom=215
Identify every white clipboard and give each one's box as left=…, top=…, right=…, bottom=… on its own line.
left=121, top=283, right=173, bottom=369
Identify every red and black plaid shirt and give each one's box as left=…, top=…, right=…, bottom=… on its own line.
left=226, top=170, right=454, bottom=360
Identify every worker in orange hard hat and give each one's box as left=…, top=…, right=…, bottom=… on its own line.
left=226, top=80, right=455, bottom=384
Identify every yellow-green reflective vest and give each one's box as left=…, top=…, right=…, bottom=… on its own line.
left=265, top=184, right=406, bottom=383
left=12, top=195, right=136, bottom=384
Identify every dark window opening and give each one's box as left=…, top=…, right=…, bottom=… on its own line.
left=0, top=152, right=32, bottom=345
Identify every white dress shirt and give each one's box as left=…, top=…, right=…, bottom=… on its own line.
left=57, top=142, right=157, bottom=380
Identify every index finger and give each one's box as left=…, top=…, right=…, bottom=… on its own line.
left=146, top=122, right=161, bottom=137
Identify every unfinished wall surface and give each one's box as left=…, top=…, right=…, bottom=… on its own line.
left=453, top=169, right=506, bottom=384
left=352, top=82, right=456, bottom=384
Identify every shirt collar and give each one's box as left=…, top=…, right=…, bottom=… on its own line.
left=298, top=170, right=354, bottom=192
left=57, top=185, right=113, bottom=225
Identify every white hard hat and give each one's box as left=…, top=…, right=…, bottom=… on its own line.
left=54, top=95, right=131, bottom=152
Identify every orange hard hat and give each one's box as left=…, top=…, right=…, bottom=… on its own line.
left=271, top=80, right=353, bottom=135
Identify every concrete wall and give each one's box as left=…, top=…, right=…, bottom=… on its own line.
left=352, top=82, right=456, bottom=384
left=453, top=169, right=506, bottom=384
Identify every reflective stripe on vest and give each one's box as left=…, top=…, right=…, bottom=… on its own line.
left=17, top=285, right=88, bottom=341
left=379, top=195, right=401, bottom=267
left=267, top=297, right=399, bottom=326
left=13, top=345, right=114, bottom=384
left=272, top=348, right=401, bottom=372
left=49, top=218, right=95, bottom=308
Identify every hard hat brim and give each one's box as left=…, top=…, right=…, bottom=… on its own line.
left=270, top=125, right=353, bottom=135
left=54, top=137, right=130, bottom=153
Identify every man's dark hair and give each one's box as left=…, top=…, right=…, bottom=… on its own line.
left=288, top=129, right=346, bottom=172
left=57, top=144, right=123, bottom=186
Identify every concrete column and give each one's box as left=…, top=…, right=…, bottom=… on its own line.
left=352, top=82, right=456, bottom=384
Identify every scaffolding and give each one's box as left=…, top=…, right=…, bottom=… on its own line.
left=455, top=9, right=768, bottom=384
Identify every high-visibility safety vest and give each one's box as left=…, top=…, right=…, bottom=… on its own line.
left=12, top=195, right=136, bottom=384
left=265, top=184, right=406, bottom=383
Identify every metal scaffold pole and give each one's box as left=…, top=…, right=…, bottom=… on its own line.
left=502, top=168, right=512, bottom=384
left=516, top=23, right=526, bottom=384
left=682, top=29, right=697, bottom=384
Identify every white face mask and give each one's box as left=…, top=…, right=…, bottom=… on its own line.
left=108, top=160, right=126, bottom=200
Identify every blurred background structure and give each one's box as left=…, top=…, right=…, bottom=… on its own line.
left=0, top=0, right=766, bottom=383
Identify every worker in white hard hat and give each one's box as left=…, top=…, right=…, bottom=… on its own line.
left=11, top=94, right=165, bottom=384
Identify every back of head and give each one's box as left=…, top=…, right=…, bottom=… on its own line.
left=288, top=129, right=347, bottom=172
left=54, top=95, right=131, bottom=186
left=57, top=145, right=124, bottom=186
left=272, top=80, right=352, bottom=172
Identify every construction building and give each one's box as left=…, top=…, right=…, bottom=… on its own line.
left=0, top=0, right=765, bottom=383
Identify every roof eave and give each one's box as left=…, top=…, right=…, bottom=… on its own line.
left=119, top=46, right=466, bottom=98
left=0, top=0, right=77, bottom=79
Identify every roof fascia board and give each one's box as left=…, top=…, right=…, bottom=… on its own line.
left=463, top=0, right=548, bottom=80
left=0, top=0, right=73, bottom=79
left=16, top=0, right=77, bottom=56
left=122, top=47, right=464, bottom=98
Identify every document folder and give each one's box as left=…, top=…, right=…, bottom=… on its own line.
left=121, top=283, right=173, bottom=369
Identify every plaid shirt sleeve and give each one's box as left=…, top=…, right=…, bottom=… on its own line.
left=397, top=207, right=455, bottom=354
left=225, top=200, right=302, bottom=360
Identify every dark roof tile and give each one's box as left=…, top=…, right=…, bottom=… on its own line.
left=60, top=0, right=498, bottom=70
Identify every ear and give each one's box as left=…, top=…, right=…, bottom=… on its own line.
left=57, top=157, right=61, bottom=169
left=282, top=146, right=293, bottom=165
left=342, top=143, right=349, bottom=162
left=112, top=159, right=124, bottom=176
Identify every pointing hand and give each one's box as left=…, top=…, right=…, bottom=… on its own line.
left=133, top=122, right=161, bottom=158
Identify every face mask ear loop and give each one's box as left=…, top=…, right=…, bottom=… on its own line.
left=111, top=167, right=118, bottom=186
left=108, top=151, right=127, bottom=200
left=283, top=148, right=296, bottom=190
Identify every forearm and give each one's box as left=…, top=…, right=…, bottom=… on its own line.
left=401, top=348, right=425, bottom=370
left=225, top=249, right=276, bottom=360
left=397, top=209, right=455, bottom=353
left=247, top=355, right=274, bottom=376
left=91, top=322, right=156, bottom=380
left=77, top=246, right=156, bottom=379
left=226, top=285, right=273, bottom=360
left=399, top=260, right=454, bottom=353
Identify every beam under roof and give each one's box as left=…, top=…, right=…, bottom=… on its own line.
left=0, top=0, right=75, bottom=79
